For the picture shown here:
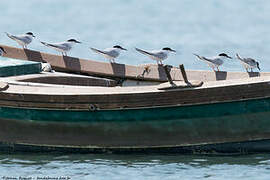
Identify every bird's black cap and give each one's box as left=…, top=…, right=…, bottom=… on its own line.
left=67, top=39, right=81, bottom=43
left=113, top=45, right=127, bottom=50
left=219, top=53, right=232, bottom=59
left=162, top=47, right=176, bottom=52
left=26, top=32, right=35, bottom=37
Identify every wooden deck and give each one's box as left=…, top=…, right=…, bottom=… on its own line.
left=0, top=75, right=270, bottom=110
left=3, top=72, right=117, bottom=87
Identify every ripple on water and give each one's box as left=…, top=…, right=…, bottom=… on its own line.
left=0, top=154, right=269, bottom=179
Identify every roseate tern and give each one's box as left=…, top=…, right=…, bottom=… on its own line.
left=90, top=45, right=127, bottom=63
left=236, top=53, right=260, bottom=72
left=135, top=47, right=176, bottom=65
left=5, top=32, right=35, bottom=49
left=40, top=39, right=81, bottom=56
left=193, top=53, right=232, bottom=71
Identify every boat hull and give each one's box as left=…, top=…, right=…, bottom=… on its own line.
left=1, top=140, right=270, bottom=154
left=1, top=97, right=270, bottom=154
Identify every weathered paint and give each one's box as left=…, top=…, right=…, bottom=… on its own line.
left=0, top=97, right=269, bottom=154
left=0, top=96, right=269, bottom=123
left=0, top=58, right=41, bottom=77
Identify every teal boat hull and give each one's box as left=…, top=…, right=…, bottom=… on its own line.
left=0, top=97, right=270, bottom=154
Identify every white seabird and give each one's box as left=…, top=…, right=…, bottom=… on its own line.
left=135, top=47, right=176, bottom=65
left=5, top=32, right=35, bottom=49
left=40, top=39, right=81, bottom=56
left=90, top=45, right=127, bottom=63
left=193, top=53, right=232, bottom=71
left=0, top=47, right=7, bottom=56
left=236, top=53, right=260, bottom=72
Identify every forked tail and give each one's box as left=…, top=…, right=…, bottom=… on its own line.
left=90, top=47, right=107, bottom=55
left=135, top=48, right=153, bottom=56
left=193, top=53, right=203, bottom=60
left=5, top=32, right=16, bottom=41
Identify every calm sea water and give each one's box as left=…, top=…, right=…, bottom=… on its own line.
left=1, top=0, right=270, bottom=179
left=1, top=154, right=270, bottom=180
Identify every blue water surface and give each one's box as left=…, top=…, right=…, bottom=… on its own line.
left=1, top=154, right=270, bottom=180
left=1, top=0, right=269, bottom=71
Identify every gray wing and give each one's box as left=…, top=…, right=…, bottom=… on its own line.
left=91, top=48, right=119, bottom=58
left=135, top=48, right=166, bottom=59
left=203, top=56, right=217, bottom=63
left=242, top=58, right=257, bottom=65
left=236, top=54, right=257, bottom=65
left=194, top=54, right=214, bottom=63
left=104, top=49, right=119, bottom=58
left=153, top=51, right=167, bottom=60
left=5, top=33, right=32, bottom=44
left=135, top=48, right=155, bottom=56
left=41, top=41, right=71, bottom=51
left=90, top=48, right=110, bottom=56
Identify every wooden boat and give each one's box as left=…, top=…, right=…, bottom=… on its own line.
left=0, top=44, right=270, bottom=154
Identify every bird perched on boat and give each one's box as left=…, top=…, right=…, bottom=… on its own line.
left=193, top=53, right=232, bottom=71
left=5, top=32, right=35, bottom=49
left=135, top=47, right=176, bottom=65
left=90, top=45, right=127, bottom=63
left=40, top=39, right=81, bottom=56
left=236, top=53, right=260, bottom=72
left=0, top=47, right=7, bottom=56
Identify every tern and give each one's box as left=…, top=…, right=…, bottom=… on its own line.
left=135, top=47, right=176, bottom=65
left=0, top=47, right=7, bottom=56
left=90, top=45, right=127, bottom=63
left=193, top=53, right=232, bottom=71
left=236, top=53, right=260, bottom=72
left=40, top=39, right=81, bottom=56
left=5, top=32, right=35, bottom=49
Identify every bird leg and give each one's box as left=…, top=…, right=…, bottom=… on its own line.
left=209, top=64, right=215, bottom=72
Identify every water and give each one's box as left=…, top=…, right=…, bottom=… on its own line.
left=1, top=154, right=270, bottom=180
left=1, top=0, right=270, bottom=71
left=1, top=0, right=270, bottom=179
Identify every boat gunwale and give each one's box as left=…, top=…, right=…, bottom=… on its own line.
left=2, top=75, right=270, bottom=96
left=0, top=93, right=269, bottom=111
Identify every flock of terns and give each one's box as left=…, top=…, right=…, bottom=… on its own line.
left=0, top=32, right=261, bottom=72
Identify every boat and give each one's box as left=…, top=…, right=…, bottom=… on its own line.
left=0, top=44, right=270, bottom=154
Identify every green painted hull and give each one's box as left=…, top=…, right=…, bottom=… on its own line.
left=1, top=96, right=269, bottom=122
left=0, top=97, right=270, bottom=154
